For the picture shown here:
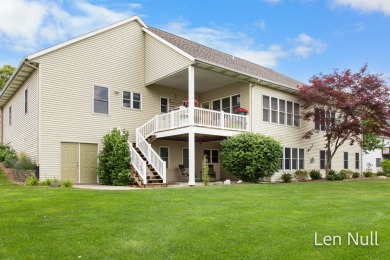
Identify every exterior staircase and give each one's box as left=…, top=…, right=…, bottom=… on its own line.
left=130, top=143, right=167, bottom=188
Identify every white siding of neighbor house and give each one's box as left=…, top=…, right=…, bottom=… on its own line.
left=144, top=33, right=193, bottom=85
left=3, top=70, right=38, bottom=162
left=31, top=21, right=155, bottom=180
left=251, top=84, right=362, bottom=181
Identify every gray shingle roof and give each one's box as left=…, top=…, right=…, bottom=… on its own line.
left=149, top=27, right=303, bottom=89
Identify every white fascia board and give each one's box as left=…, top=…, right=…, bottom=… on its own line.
left=194, top=58, right=300, bottom=93
left=142, top=27, right=195, bottom=62
left=28, top=16, right=147, bottom=60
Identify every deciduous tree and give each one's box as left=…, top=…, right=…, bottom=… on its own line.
left=0, top=64, right=16, bottom=90
left=298, top=64, right=390, bottom=176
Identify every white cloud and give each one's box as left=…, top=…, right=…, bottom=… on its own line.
left=332, top=0, right=390, bottom=15
left=0, top=0, right=139, bottom=53
left=254, top=20, right=266, bottom=30
left=262, top=0, right=282, bottom=4
left=162, top=21, right=323, bottom=67
left=290, top=33, right=326, bottom=58
left=354, top=22, right=365, bottom=32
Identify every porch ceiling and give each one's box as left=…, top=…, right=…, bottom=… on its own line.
left=151, top=66, right=239, bottom=93
left=158, top=133, right=227, bottom=142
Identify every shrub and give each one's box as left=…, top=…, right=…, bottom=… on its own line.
left=309, top=170, right=322, bottom=180
left=221, top=132, right=283, bottom=182
left=338, top=172, right=347, bottom=180
left=98, top=128, right=132, bottom=186
left=62, top=180, right=73, bottom=188
left=4, top=152, right=17, bottom=168
left=334, top=174, right=345, bottom=180
left=339, top=169, right=353, bottom=179
left=352, top=172, right=360, bottom=178
left=328, top=169, right=337, bottom=176
left=363, top=171, right=373, bottom=177
left=14, top=152, right=37, bottom=170
left=50, top=181, right=62, bottom=187
left=0, top=143, right=12, bottom=161
left=387, top=174, right=390, bottom=178
left=40, top=179, right=54, bottom=186
left=376, top=171, right=386, bottom=176
left=327, top=175, right=335, bottom=181
left=25, top=176, right=39, bottom=186
left=379, top=160, right=390, bottom=174
left=281, top=173, right=293, bottom=183
left=294, top=170, right=308, bottom=182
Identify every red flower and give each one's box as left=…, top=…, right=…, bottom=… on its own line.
left=183, top=99, right=199, bottom=106
left=234, top=107, right=248, bottom=113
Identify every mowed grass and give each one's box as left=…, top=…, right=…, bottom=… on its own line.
left=0, top=171, right=389, bottom=260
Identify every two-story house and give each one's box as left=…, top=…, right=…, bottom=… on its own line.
left=0, top=16, right=362, bottom=186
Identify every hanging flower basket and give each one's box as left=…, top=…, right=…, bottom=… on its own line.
left=234, top=107, right=248, bottom=115
left=184, top=99, right=199, bottom=107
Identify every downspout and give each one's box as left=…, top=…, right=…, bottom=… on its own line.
left=24, top=61, right=40, bottom=177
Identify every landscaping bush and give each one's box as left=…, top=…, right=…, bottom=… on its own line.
left=339, top=169, right=353, bottom=179
left=62, top=180, right=73, bottom=188
left=352, top=172, right=360, bottom=178
left=294, top=170, right=308, bottom=182
left=328, top=169, right=337, bottom=176
left=40, top=179, right=54, bottom=186
left=376, top=171, right=386, bottom=176
left=309, top=170, right=322, bottom=180
left=334, top=174, right=345, bottom=180
left=221, top=132, right=282, bottom=182
left=14, top=152, right=37, bottom=170
left=25, top=176, right=39, bottom=186
left=363, top=171, right=373, bottom=178
left=98, top=128, right=132, bottom=186
left=327, top=175, right=336, bottom=181
left=0, top=143, right=12, bottom=161
left=281, top=173, right=293, bottom=183
left=4, top=151, right=17, bottom=168
left=201, top=155, right=209, bottom=186
left=379, top=160, right=390, bottom=174
left=387, top=174, right=390, bottom=178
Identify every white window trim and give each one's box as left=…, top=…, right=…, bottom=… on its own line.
left=160, top=97, right=169, bottom=113
left=282, top=147, right=305, bottom=171
left=203, top=148, right=220, bottom=163
left=262, top=94, right=300, bottom=128
left=92, top=84, right=110, bottom=116
left=122, top=90, right=142, bottom=110
left=211, top=94, right=241, bottom=113
left=159, top=146, right=169, bottom=169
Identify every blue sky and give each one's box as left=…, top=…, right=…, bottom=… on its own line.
left=1, top=0, right=390, bottom=83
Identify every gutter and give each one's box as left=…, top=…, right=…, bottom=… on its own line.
left=0, top=57, right=28, bottom=100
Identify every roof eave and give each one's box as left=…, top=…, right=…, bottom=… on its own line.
left=193, top=59, right=299, bottom=93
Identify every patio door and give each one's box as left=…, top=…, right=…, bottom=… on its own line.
left=203, top=149, right=220, bottom=179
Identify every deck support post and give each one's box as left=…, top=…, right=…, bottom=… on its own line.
left=188, top=65, right=196, bottom=186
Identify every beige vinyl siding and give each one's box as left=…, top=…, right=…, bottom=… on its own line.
left=251, top=84, right=361, bottom=181
left=200, top=81, right=249, bottom=112
left=3, top=70, right=38, bottom=162
left=32, top=21, right=153, bottom=180
left=144, top=33, right=192, bottom=85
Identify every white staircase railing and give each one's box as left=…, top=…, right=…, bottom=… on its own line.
left=129, top=143, right=147, bottom=185
left=131, top=107, right=248, bottom=184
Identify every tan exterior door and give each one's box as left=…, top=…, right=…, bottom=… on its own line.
left=61, top=142, right=79, bottom=182
left=80, top=143, right=98, bottom=183
left=61, top=142, right=98, bottom=183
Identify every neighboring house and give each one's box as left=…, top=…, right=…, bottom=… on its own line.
left=363, top=136, right=390, bottom=173
left=0, top=16, right=362, bottom=185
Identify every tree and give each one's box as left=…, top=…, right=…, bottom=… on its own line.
left=363, top=133, right=384, bottom=154
left=0, top=64, right=16, bottom=90
left=97, top=128, right=132, bottom=186
left=221, top=132, right=283, bottom=182
left=298, top=64, right=390, bottom=177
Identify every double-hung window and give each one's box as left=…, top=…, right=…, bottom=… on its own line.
left=279, top=100, right=285, bottom=124
left=355, top=153, right=360, bottom=169
left=320, top=150, right=326, bottom=169
left=212, top=94, right=241, bottom=113
left=161, top=97, right=169, bottom=113
left=159, top=147, right=169, bottom=168
left=123, top=91, right=141, bottom=110
left=344, top=152, right=349, bottom=169
left=271, top=97, right=278, bottom=123
left=182, top=148, right=189, bottom=168
left=24, top=89, right=28, bottom=114
left=263, top=95, right=270, bottom=122
left=94, top=86, right=109, bottom=114
left=286, top=101, right=293, bottom=126
left=8, top=106, right=12, bottom=126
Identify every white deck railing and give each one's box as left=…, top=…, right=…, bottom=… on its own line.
left=130, top=144, right=147, bottom=185
left=132, top=107, right=248, bottom=184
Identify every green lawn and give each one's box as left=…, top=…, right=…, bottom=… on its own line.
left=0, top=171, right=389, bottom=260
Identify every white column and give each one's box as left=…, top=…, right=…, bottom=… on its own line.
left=188, top=65, right=196, bottom=186
left=188, top=129, right=196, bottom=186
left=188, top=65, right=195, bottom=126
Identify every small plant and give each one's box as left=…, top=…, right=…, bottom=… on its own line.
left=327, top=175, right=336, bottom=181
left=363, top=171, right=373, bottom=178
left=294, top=170, right=308, bottom=182
left=14, top=152, right=37, bottom=170
left=281, top=172, right=293, bottom=183
left=334, top=174, right=345, bottom=180
left=328, top=169, right=337, bottom=176
left=202, top=155, right=209, bottom=186
left=309, top=170, right=322, bottom=180
left=25, top=176, right=39, bottom=186
left=50, top=181, right=62, bottom=187
left=339, top=169, right=353, bottom=179
left=40, top=179, right=54, bottom=186
left=352, top=172, right=360, bottom=178
left=0, top=143, right=12, bottom=161
left=376, top=171, right=386, bottom=176
left=379, top=160, right=390, bottom=174
left=62, top=180, right=73, bottom=188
